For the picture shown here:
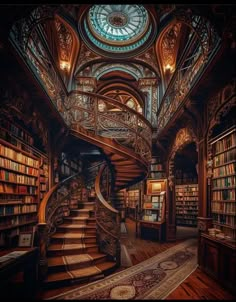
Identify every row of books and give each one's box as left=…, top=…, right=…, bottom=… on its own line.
left=0, top=183, right=37, bottom=194
left=0, top=157, right=39, bottom=176
left=148, top=172, right=166, bottom=179
left=176, top=202, right=197, bottom=207
left=175, top=178, right=198, bottom=185
left=213, top=163, right=235, bottom=177
left=213, top=149, right=235, bottom=166
left=213, top=131, right=235, bottom=154
left=150, top=164, right=163, bottom=171
left=211, top=201, right=235, bottom=213
left=212, top=189, right=235, bottom=201
left=176, top=185, right=198, bottom=190
left=176, top=214, right=197, bottom=218
left=212, top=213, right=236, bottom=227
left=212, top=175, right=235, bottom=187
left=40, top=183, right=48, bottom=191
left=0, top=121, right=34, bottom=145
left=176, top=219, right=197, bottom=225
left=0, top=144, right=39, bottom=168
left=0, top=170, right=37, bottom=185
left=0, top=213, right=37, bottom=228
left=142, top=214, right=158, bottom=222
left=176, top=197, right=198, bottom=201
left=0, top=204, right=37, bottom=215
left=176, top=209, right=198, bottom=213
left=143, top=202, right=161, bottom=209
left=176, top=191, right=198, bottom=196
left=0, top=195, right=36, bottom=203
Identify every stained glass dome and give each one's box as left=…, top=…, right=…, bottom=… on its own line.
left=79, top=5, right=156, bottom=58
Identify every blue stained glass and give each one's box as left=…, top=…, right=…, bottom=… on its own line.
left=83, top=8, right=152, bottom=54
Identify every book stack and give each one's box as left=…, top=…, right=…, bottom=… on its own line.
left=208, top=228, right=221, bottom=237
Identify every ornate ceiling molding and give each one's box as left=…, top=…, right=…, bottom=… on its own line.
left=55, top=17, right=73, bottom=67
left=159, top=22, right=181, bottom=72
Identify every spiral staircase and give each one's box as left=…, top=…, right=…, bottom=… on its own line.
left=38, top=90, right=152, bottom=288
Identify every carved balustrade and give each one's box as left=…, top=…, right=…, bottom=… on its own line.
left=37, top=173, right=83, bottom=279
left=64, top=90, right=152, bottom=163
left=157, top=12, right=220, bottom=135
left=95, top=165, right=121, bottom=265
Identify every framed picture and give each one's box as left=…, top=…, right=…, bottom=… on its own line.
left=18, top=232, right=33, bottom=247
left=147, top=180, right=166, bottom=195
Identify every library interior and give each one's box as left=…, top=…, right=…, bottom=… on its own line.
left=0, top=3, right=235, bottom=300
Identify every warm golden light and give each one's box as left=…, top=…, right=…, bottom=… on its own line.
left=164, top=64, right=173, bottom=72
left=60, top=61, right=70, bottom=71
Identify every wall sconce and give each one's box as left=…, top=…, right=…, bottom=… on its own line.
left=164, top=64, right=174, bottom=73
left=60, top=60, right=70, bottom=72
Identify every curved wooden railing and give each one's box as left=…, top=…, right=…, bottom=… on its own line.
left=62, top=90, right=152, bottom=164
left=95, top=164, right=120, bottom=265
left=37, top=90, right=152, bottom=279
left=37, top=173, right=83, bottom=279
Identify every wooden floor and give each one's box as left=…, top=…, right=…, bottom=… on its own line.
left=3, top=218, right=235, bottom=300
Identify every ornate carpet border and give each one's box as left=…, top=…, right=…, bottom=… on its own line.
left=48, top=238, right=197, bottom=300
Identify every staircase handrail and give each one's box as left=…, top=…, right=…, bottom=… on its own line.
left=95, top=164, right=121, bottom=265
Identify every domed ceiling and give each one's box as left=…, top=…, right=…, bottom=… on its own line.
left=79, top=4, right=157, bottom=58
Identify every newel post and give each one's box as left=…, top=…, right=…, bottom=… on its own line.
left=37, top=223, right=48, bottom=281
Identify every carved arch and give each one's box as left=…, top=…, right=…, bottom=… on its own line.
left=168, top=127, right=198, bottom=189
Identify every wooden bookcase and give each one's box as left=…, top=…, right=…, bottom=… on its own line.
left=126, top=189, right=140, bottom=220
left=175, top=184, right=198, bottom=227
left=210, top=126, right=236, bottom=243
left=139, top=179, right=166, bottom=241
left=148, top=157, right=166, bottom=179
left=0, top=117, right=48, bottom=247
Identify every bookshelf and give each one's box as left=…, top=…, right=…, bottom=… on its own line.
left=127, top=189, right=139, bottom=220
left=175, top=184, right=198, bottom=227
left=0, top=117, right=48, bottom=247
left=142, top=192, right=165, bottom=222
left=39, top=156, right=49, bottom=202
left=148, top=157, right=166, bottom=179
left=210, top=126, right=236, bottom=243
left=139, top=179, right=166, bottom=241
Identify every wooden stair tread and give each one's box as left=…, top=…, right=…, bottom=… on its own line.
left=64, top=217, right=95, bottom=221
left=51, top=233, right=96, bottom=239
left=78, top=202, right=95, bottom=205
left=58, top=224, right=96, bottom=229
left=71, top=209, right=92, bottom=212
left=48, top=253, right=106, bottom=267
left=48, top=243, right=98, bottom=251
left=45, top=262, right=116, bottom=283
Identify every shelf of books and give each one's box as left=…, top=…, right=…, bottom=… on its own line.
left=39, top=156, right=49, bottom=201
left=142, top=192, right=165, bottom=222
left=0, top=117, right=48, bottom=247
left=175, top=184, right=198, bottom=227
left=148, top=157, right=166, bottom=179
left=141, top=179, right=166, bottom=223
left=127, top=189, right=139, bottom=220
left=210, top=126, right=236, bottom=243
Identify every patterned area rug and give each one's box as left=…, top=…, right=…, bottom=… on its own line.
left=48, top=238, right=197, bottom=300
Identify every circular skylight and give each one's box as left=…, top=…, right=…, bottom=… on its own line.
left=88, top=5, right=149, bottom=44
left=79, top=4, right=156, bottom=57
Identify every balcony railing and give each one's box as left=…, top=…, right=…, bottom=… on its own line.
left=157, top=12, right=221, bottom=135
